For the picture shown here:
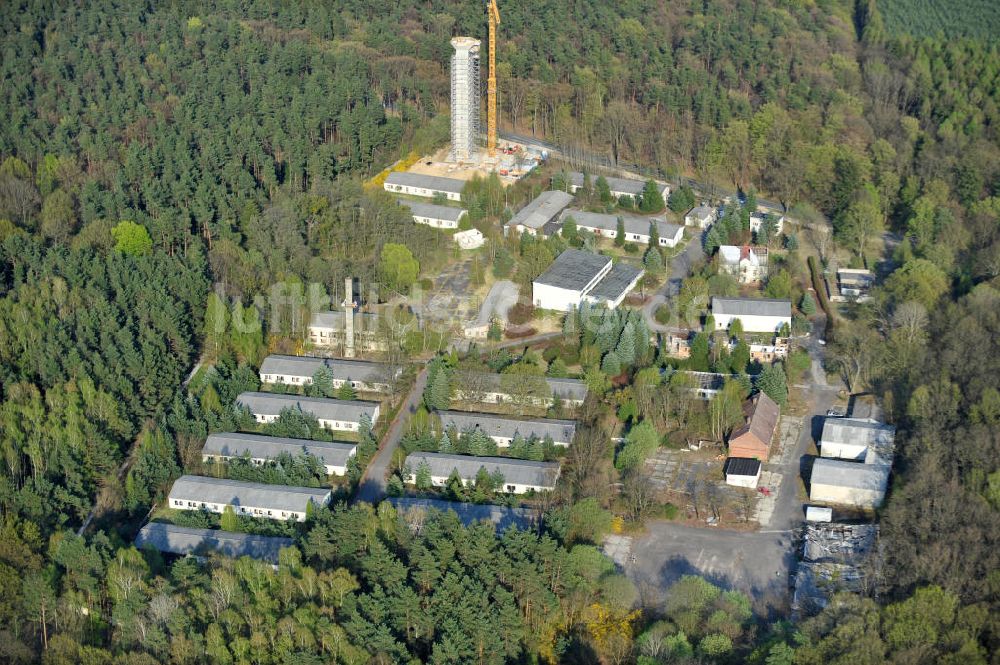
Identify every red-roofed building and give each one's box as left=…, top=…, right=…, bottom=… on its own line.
left=728, top=392, right=780, bottom=461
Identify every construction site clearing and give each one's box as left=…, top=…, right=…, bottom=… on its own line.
left=405, top=144, right=544, bottom=186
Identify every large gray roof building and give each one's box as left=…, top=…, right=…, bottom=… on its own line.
left=533, top=249, right=644, bottom=311
left=586, top=262, right=644, bottom=303
left=135, top=523, right=293, bottom=564
left=202, top=432, right=357, bottom=476
left=507, top=190, right=575, bottom=235
left=236, top=392, right=379, bottom=430
left=386, top=497, right=538, bottom=534
left=404, top=452, right=561, bottom=493
left=438, top=410, right=577, bottom=446
left=167, top=475, right=332, bottom=521
left=534, top=249, right=611, bottom=291
left=711, top=296, right=792, bottom=333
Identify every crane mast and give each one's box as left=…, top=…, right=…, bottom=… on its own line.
left=486, top=0, right=500, bottom=157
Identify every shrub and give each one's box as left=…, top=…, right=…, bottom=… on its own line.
left=507, top=302, right=536, bottom=324
left=655, top=304, right=673, bottom=325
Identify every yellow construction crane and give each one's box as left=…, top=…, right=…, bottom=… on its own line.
left=486, top=0, right=500, bottom=157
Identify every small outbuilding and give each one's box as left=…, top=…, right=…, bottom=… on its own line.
left=685, top=205, right=717, bottom=228
left=453, top=228, right=485, bottom=249
left=724, top=457, right=762, bottom=488
left=805, top=506, right=834, bottom=522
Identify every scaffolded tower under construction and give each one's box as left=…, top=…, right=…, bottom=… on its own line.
left=449, top=37, right=481, bottom=162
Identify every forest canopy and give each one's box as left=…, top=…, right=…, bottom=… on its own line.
left=0, top=0, right=999, bottom=663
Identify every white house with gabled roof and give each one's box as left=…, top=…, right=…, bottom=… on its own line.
left=711, top=297, right=791, bottom=333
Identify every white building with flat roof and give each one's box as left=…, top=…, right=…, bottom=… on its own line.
left=404, top=452, right=561, bottom=494
left=711, top=297, right=791, bottom=333
left=532, top=249, right=643, bottom=312
left=167, top=475, right=331, bottom=522
left=724, top=457, right=762, bottom=488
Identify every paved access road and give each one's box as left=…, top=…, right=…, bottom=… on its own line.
left=354, top=366, right=429, bottom=505
left=641, top=234, right=704, bottom=332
